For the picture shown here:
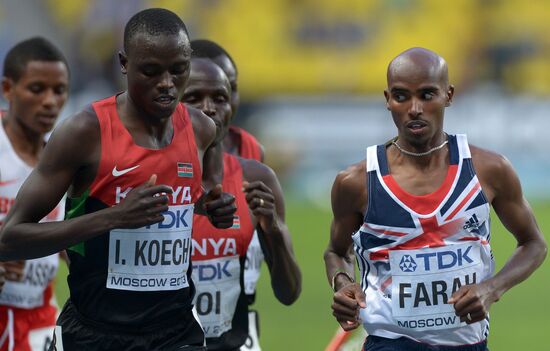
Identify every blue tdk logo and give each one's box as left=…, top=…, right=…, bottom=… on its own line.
left=193, top=261, right=232, bottom=281
left=146, top=208, right=189, bottom=229
left=399, top=255, right=417, bottom=272
left=416, top=246, right=473, bottom=271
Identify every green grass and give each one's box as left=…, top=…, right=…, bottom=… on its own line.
left=54, top=200, right=550, bottom=350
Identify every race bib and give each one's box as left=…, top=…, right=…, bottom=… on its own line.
left=389, top=242, right=483, bottom=331
left=192, top=256, right=241, bottom=338
left=243, top=231, right=263, bottom=295
left=0, top=254, right=58, bottom=309
left=107, top=204, right=193, bottom=291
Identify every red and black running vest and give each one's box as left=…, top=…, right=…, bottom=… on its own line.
left=229, top=126, right=262, bottom=162
left=65, top=96, right=202, bottom=330
left=192, top=153, right=254, bottom=350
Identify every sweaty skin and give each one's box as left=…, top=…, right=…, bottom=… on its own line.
left=0, top=30, right=236, bottom=260
left=183, top=59, right=301, bottom=305
left=325, top=47, right=547, bottom=331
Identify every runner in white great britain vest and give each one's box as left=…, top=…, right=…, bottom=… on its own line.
left=354, top=134, right=494, bottom=346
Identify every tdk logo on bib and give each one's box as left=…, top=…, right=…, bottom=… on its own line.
left=147, top=208, right=190, bottom=229
left=398, top=246, right=474, bottom=273
left=193, top=261, right=232, bottom=281
left=415, top=246, right=473, bottom=272
left=399, top=255, right=417, bottom=272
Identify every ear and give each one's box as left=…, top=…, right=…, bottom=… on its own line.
left=118, top=51, right=128, bottom=75
left=383, top=89, right=391, bottom=111
left=445, top=84, right=455, bottom=107
left=1, top=77, right=14, bottom=101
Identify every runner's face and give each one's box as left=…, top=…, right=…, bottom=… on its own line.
left=121, top=31, right=190, bottom=120
left=2, top=61, right=68, bottom=134
left=384, top=67, right=453, bottom=146
left=182, top=60, right=232, bottom=144
left=212, top=55, right=239, bottom=114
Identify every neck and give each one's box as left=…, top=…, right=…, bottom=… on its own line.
left=118, top=92, right=172, bottom=147
left=2, top=114, right=45, bottom=164
left=202, top=142, right=224, bottom=190
left=391, top=132, right=449, bottom=168
left=222, top=127, right=239, bottom=155
left=397, top=132, right=447, bottom=154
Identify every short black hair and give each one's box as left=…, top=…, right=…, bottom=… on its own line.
left=124, top=8, right=189, bottom=54
left=3, top=37, right=68, bottom=82
left=190, top=39, right=237, bottom=73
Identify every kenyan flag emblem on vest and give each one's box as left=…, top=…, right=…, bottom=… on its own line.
left=177, top=162, right=193, bottom=177
left=231, top=216, right=240, bottom=229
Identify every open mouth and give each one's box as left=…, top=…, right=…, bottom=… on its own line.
left=406, top=120, right=427, bottom=133
left=154, top=95, right=176, bottom=105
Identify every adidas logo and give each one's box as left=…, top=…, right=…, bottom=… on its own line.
left=463, top=214, right=481, bottom=230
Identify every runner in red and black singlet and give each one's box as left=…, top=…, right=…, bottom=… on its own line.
left=182, top=58, right=301, bottom=351
left=0, top=37, right=69, bottom=351
left=190, top=40, right=300, bottom=351
left=0, top=9, right=236, bottom=351
left=191, top=153, right=254, bottom=350
left=63, top=97, right=202, bottom=329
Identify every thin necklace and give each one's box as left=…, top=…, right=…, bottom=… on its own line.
left=392, top=138, right=448, bottom=157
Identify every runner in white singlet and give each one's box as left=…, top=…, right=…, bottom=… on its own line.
left=0, top=37, right=69, bottom=351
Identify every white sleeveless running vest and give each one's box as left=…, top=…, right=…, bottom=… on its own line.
left=0, top=120, right=63, bottom=309
left=353, top=134, right=494, bottom=346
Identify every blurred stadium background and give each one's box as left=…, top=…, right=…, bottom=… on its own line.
left=1, top=0, right=548, bottom=349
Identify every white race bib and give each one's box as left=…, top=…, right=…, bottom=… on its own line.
left=243, top=231, right=263, bottom=295
left=389, top=242, right=483, bottom=331
left=0, top=254, right=58, bottom=309
left=107, top=204, right=193, bottom=291
left=192, top=256, right=241, bottom=338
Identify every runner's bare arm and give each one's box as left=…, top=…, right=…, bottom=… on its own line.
left=0, top=110, right=173, bottom=260
left=242, top=160, right=301, bottom=305
left=324, top=162, right=367, bottom=330
left=189, top=106, right=217, bottom=172
left=450, top=149, right=547, bottom=323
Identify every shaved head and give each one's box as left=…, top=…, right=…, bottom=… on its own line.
left=387, top=47, right=449, bottom=87
left=189, top=58, right=230, bottom=88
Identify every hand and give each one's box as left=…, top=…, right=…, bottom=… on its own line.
left=448, top=281, right=498, bottom=324
left=201, top=184, right=236, bottom=229
left=2, top=260, right=25, bottom=281
left=113, top=175, right=173, bottom=229
left=332, top=282, right=366, bottom=331
left=243, top=181, right=278, bottom=232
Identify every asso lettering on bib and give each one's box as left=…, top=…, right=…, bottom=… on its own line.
left=108, top=203, right=193, bottom=291
left=390, top=242, right=482, bottom=330
left=0, top=117, right=63, bottom=309
left=192, top=256, right=241, bottom=337
left=353, top=135, right=494, bottom=345
left=0, top=254, right=58, bottom=308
